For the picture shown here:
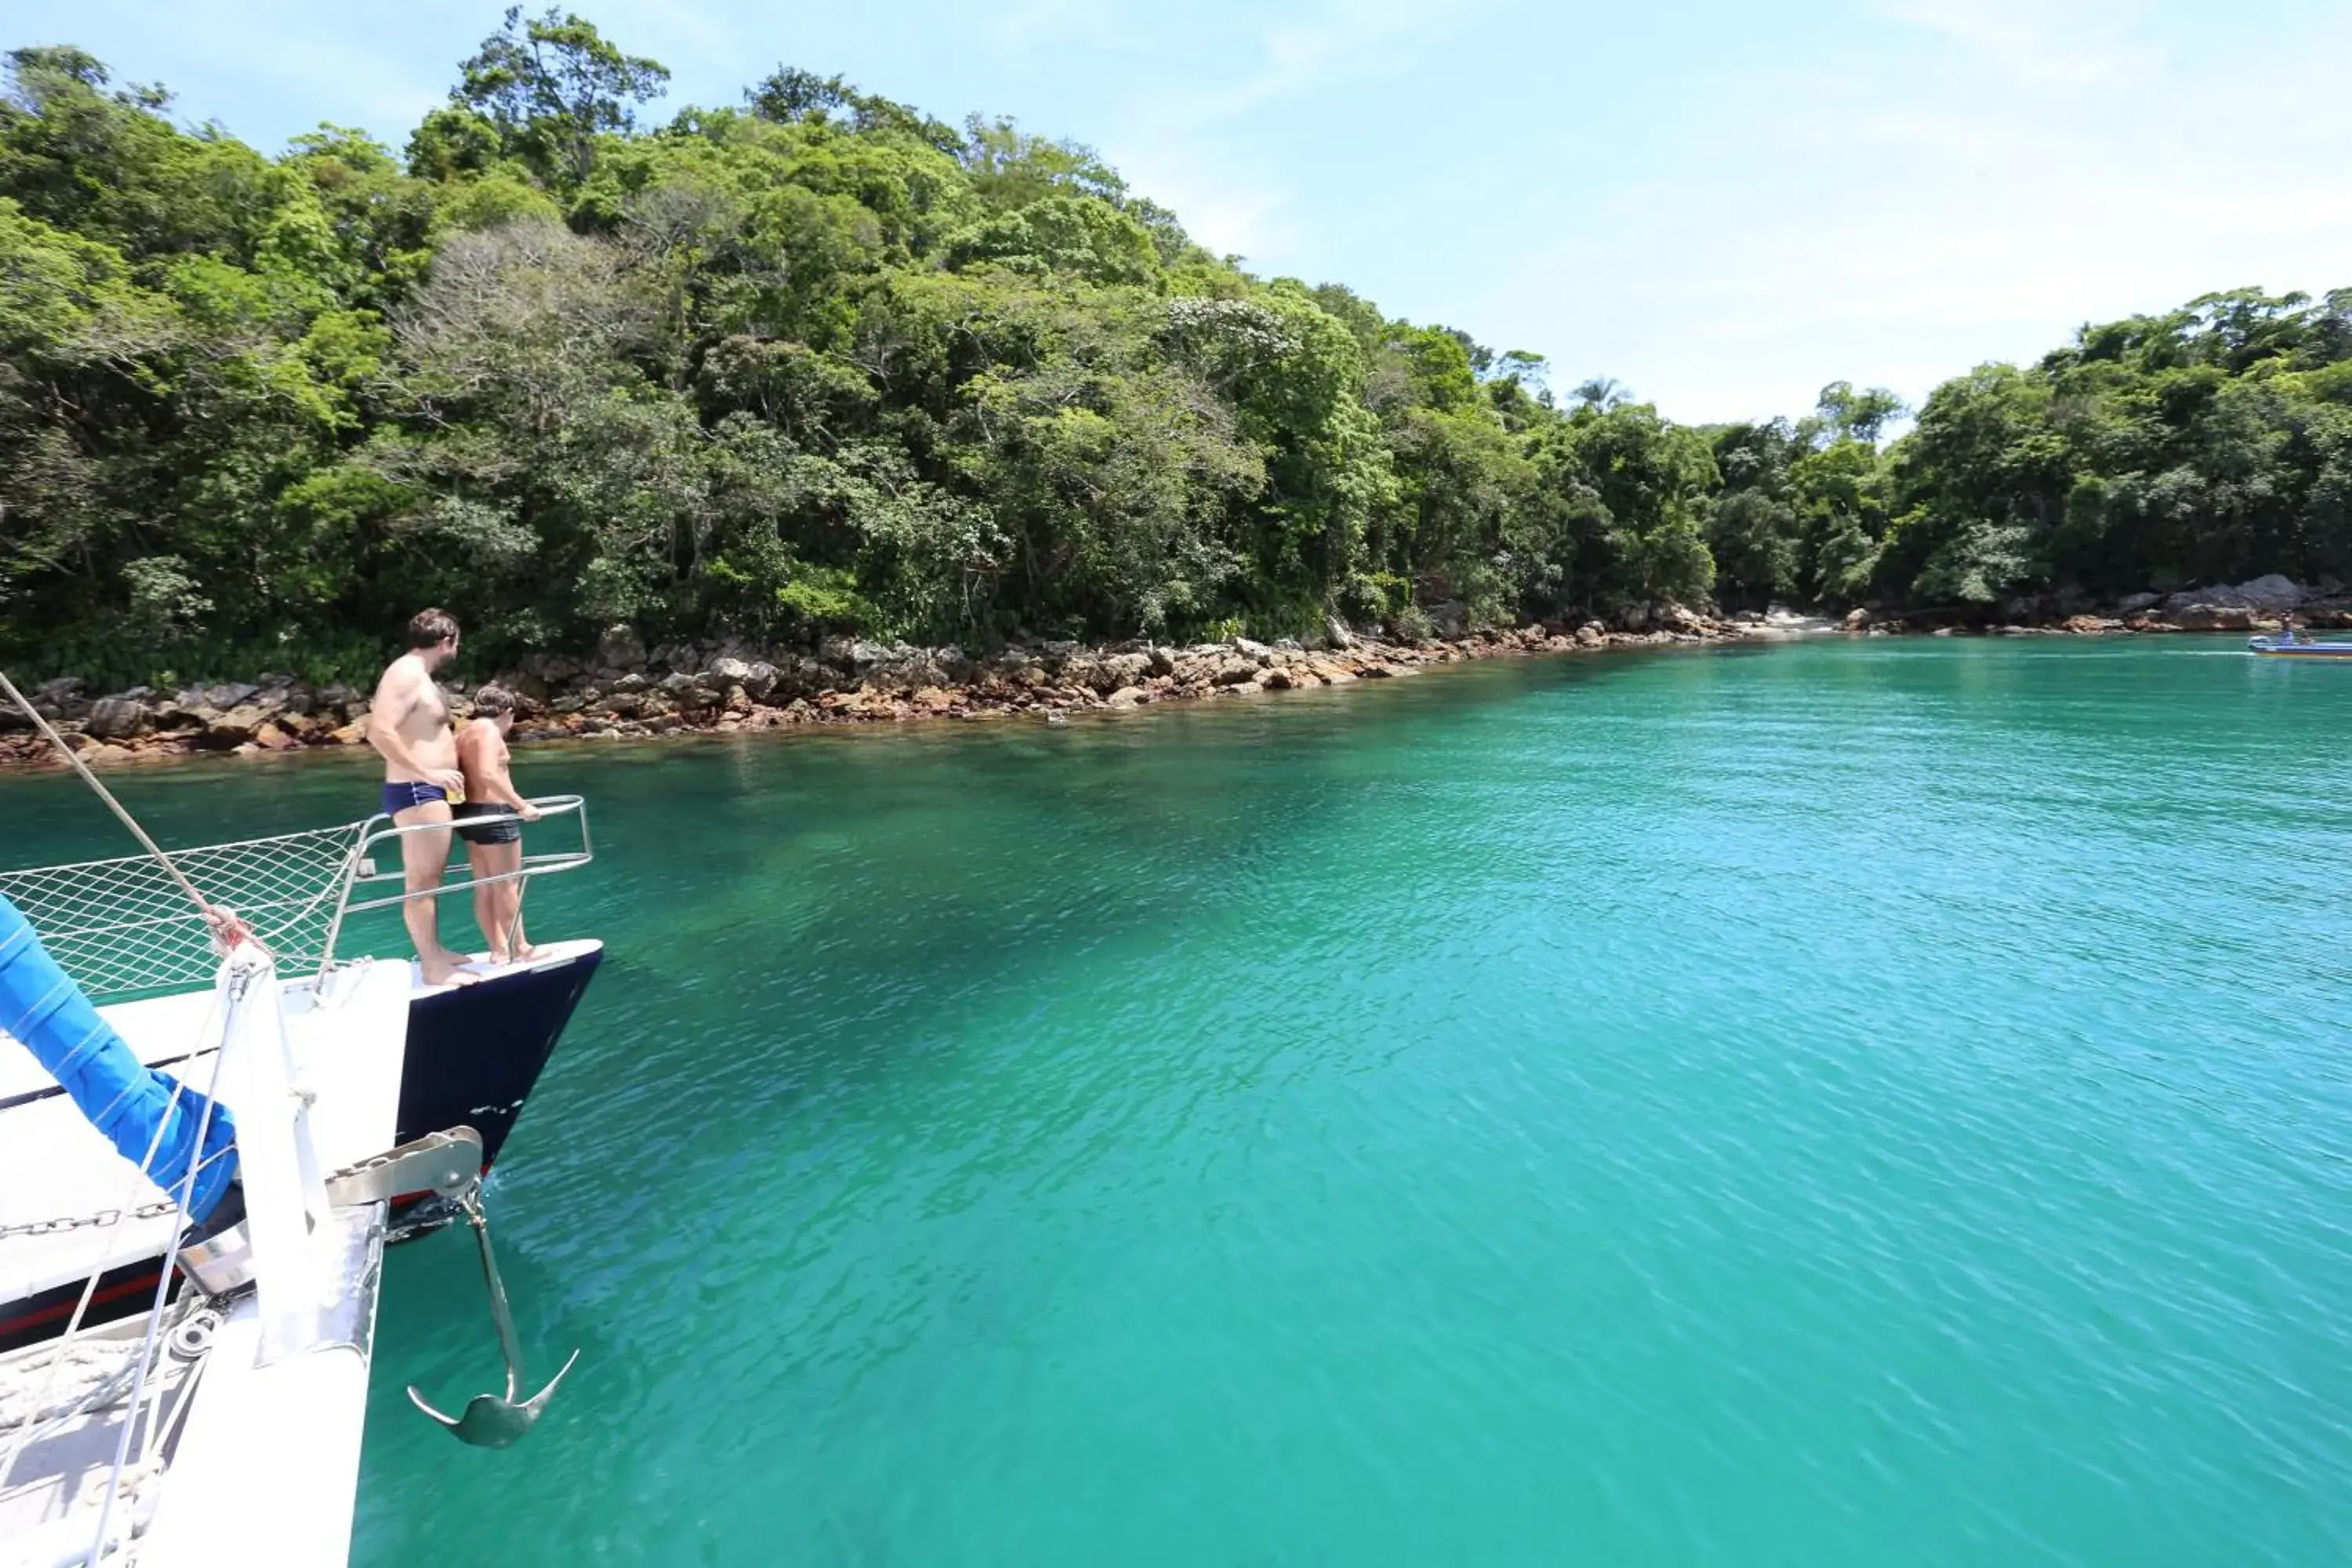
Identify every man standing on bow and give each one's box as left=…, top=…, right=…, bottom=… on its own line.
left=365, top=608, right=475, bottom=986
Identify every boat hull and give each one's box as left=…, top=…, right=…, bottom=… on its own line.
left=2249, top=636, right=2352, bottom=658
left=0, top=943, right=600, bottom=1352
left=399, top=942, right=601, bottom=1177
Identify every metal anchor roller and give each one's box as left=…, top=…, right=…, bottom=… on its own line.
left=174, top=1123, right=581, bottom=1447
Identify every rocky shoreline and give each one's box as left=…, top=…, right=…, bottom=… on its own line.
left=2, top=613, right=1755, bottom=770
left=2, top=575, right=2339, bottom=771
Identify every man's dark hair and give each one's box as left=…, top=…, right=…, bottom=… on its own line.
left=472, top=683, right=517, bottom=717
left=406, top=607, right=460, bottom=649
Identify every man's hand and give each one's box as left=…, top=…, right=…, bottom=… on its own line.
left=519, top=802, right=543, bottom=822
left=432, top=768, right=465, bottom=796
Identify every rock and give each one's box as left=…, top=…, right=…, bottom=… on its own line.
left=597, top=624, right=646, bottom=670
left=1094, top=652, right=1152, bottom=691
left=1147, top=646, right=1177, bottom=677
left=201, top=705, right=270, bottom=748
left=84, top=695, right=150, bottom=739
left=601, top=693, right=642, bottom=718
left=203, top=682, right=259, bottom=710
left=1261, top=668, right=1295, bottom=691
left=1231, top=637, right=1272, bottom=661
left=261, top=684, right=310, bottom=717
left=2061, top=615, right=2116, bottom=633
left=611, top=672, right=648, bottom=695
left=328, top=722, right=367, bottom=745
left=250, top=721, right=299, bottom=752
left=1573, top=625, right=1606, bottom=648
left=2116, top=591, right=2161, bottom=615
left=84, top=744, right=136, bottom=768
left=709, top=655, right=775, bottom=700
left=1842, top=608, right=1871, bottom=631
left=2172, top=604, right=2255, bottom=631
left=658, top=671, right=698, bottom=696
left=1105, top=686, right=1147, bottom=710
left=1661, top=602, right=1707, bottom=633
left=1211, top=656, right=1259, bottom=686
left=2166, top=575, right=2306, bottom=615
left=2234, top=573, right=2305, bottom=611
left=1324, top=615, right=1356, bottom=650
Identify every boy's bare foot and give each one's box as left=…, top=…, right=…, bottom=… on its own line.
left=418, top=949, right=481, bottom=986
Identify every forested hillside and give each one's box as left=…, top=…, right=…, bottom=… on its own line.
left=3, top=9, right=2350, bottom=684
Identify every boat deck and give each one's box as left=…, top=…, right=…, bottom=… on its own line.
left=0, top=959, right=411, bottom=1325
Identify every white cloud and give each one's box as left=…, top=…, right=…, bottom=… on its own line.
left=1463, top=0, right=2352, bottom=421
left=1875, top=0, right=2163, bottom=85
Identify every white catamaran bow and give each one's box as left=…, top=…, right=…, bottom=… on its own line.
left=0, top=669, right=601, bottom=1565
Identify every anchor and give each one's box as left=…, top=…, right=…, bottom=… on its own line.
left=405, top=1181, right=580, bottom=1448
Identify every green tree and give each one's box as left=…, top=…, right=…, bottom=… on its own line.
left=453, top=6, right=669, bottom=186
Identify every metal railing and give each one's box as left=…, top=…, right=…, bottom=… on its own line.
left=318, top=797, right=593, bottom=980
left=0, top=797, right=594, bottom=1004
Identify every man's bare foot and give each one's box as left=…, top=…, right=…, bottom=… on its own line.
left=418, top=950, right=481, bottom=986
left=510, top=943, right=547, bottom=964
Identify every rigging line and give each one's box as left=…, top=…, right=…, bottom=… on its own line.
left=0, top=975, right=227, bottom=1494
left=85, top=976, right=237, bottom=1568
left=0, top=1047, right=206, bottom=1491
left=0, top=668, right=219, bottom=925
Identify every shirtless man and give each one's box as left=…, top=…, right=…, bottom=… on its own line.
left=452, top=684, right=543, bottom=964
left=365, top=608, right=474, bottom=985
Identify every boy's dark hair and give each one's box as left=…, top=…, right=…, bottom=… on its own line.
left=406, top=607, right=460, bottom=649
left=472, top=683, right=517, bottom=717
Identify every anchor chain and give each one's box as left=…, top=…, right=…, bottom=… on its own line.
left=0, top=1142, right=458, bottom=1241
left=0, top=1200, right=182, bottom=1240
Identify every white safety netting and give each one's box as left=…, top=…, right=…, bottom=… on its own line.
left=0, top=822, right=367, bottom=1001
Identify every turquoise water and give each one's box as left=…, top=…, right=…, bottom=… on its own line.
left=7, top=637, right=2352, bottom=1564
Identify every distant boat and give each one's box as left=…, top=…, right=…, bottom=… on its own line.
left=2249, top=633, right=2352, bottom=659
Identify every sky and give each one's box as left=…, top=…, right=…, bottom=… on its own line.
left=10, top=0, right=2352, bottom=425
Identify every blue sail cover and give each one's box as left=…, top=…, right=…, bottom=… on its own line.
left=0, top=893, right=237, bottom=1222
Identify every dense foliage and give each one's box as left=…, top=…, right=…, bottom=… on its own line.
left=5, top=13, right=2350, bottom=684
